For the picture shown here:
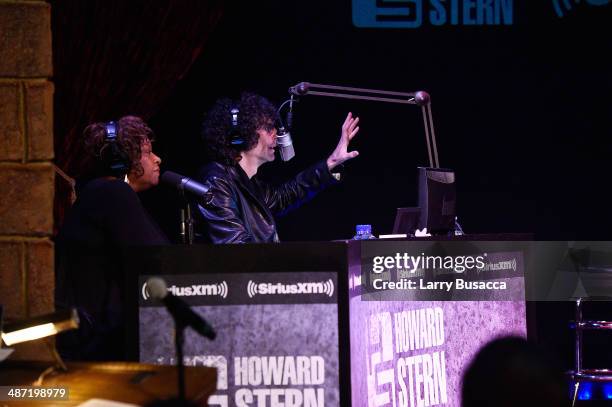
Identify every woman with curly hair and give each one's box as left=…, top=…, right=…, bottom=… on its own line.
left=56, top=116, right=168, bottom=360
left=59, top=115, right=167, bottom=245
left=197, top=92, right=360, bottom=243
left=76, top=116, right=161, bottom=190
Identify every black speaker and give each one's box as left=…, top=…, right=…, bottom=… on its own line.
left=100, top=121, right=130, bottom=179
left=228, top=106, right=244, bottom=146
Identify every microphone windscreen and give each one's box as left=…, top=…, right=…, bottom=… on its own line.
left=160, top=171, right=183, bottom=187
left=146, top=277, right=168, bottom=300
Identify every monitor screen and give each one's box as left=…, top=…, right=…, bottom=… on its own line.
left=417, top=167, right=456, bottom=235
left=392, top=207, right=421, bottom=235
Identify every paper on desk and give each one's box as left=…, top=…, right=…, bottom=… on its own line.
left=77, top=399, right=139, bottom=407
left=414, top=228, right=431, bottom=237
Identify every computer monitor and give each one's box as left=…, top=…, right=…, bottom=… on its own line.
left=417, top=167, right=456, bottom=235
left=392, top=207, right=421, bottom=236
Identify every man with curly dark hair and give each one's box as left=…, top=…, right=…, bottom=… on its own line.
left=197, top=92, right=360, bottom=243
left=56, top=116, right=168, bottom=360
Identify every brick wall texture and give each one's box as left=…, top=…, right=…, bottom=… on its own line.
left=0, top=0, right=55, bottom=361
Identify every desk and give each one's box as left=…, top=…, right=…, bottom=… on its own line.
left=348, top=239, right=528, bottom=406
left=0, top=361, right=217, bottom=406
left=127, top=238, right=530, bottom=406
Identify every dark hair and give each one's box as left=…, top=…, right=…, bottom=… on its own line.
left=201, top=92, right=277, bottom=165
left=77, top=116, right=154, bottom=179
left=462, top=336, right=568, bottom=407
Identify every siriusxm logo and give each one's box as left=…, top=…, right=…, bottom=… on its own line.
left=352, top=0, right=514, bottom=28
left=480, top=258, right=517, bottom=272
left=141, top=281, right=228, bottom=300
left=552, top=0, right=610, bottom=18
left=247, top=280, right=335, bottom=298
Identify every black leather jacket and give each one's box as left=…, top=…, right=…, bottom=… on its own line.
left=195, top=160, right=339, bottom=243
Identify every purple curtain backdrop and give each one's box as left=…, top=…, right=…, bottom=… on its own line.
left=52, top=0, right=225, bottom=232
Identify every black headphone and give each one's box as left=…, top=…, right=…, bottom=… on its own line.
left=100, top=121, right=130, bottom=178
left=228, top=106, right=245, bottom=146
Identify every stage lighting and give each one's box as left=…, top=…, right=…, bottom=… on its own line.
left=1, top=309, right=79, bottom=346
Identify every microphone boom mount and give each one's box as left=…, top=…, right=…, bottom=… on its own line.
left=288, top=81, right=440, bottom=168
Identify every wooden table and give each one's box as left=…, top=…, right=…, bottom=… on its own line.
left=0, top=360, right=217, bottom=406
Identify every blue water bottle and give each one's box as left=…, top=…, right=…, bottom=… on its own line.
left=353, top=224, right=376, bottom=240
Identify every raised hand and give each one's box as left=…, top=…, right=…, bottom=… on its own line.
left=326, top=112, right=360, bottom=171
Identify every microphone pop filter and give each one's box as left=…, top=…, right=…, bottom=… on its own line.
left=146, top=277, right=168, bottom=300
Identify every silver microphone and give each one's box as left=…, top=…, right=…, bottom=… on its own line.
left=277, top=127, right=295, bottom=162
